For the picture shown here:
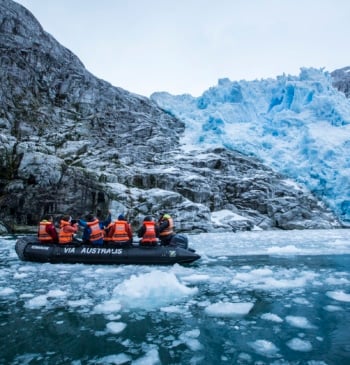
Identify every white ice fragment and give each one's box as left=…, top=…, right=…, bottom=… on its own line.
left=0, top=287, right=15, bottom=296
left=132, top=348, right=160, bottom=365
left=205, top=301, right=254, bottom=317
left=94, top=299, right=122, bottom=314
left=326, top=290, right=350, bottom=302
left=285, top=315, right=316, bottom=329
left=249, top=339, right=280, bottom=358
left=113, top=270, right=197, bottom=309
left=25, top=294, right=48, bottom=308
left=261, top=313, right=283, bottom=323
left=106, top=321, right=126, bottom=334
left=286, top=337, right=312, bottom=352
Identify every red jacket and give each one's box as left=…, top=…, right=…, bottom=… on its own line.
left=38, top=221, right=58, bottom=243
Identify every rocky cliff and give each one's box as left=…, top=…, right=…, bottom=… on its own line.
left=331, top=66, right=350, bottom=98
left=0, top=0, right=341, bottom=234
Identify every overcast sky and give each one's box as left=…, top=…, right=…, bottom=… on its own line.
left=15, top=0, right=350, bottom=97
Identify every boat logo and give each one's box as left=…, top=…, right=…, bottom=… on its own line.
left=32, top=245, right=49, bottom=250
left=169, top=250, right=176, bottom=257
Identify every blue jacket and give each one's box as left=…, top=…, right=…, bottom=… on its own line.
left=79, top=213, right=111, bottom=244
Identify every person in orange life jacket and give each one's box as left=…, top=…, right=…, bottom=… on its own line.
left=38, top=214, right=58, bottom=243
left=78, top=211, right=111, bottom=245
left=157, top=213, right=175, bottom=245
left=58, top=215, right=79, bottom=244
left=105, top=214, right=133, bottom=246
left=137, top=215, right=159, bottom=246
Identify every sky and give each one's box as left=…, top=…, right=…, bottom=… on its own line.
left=14, top=0, right=350, bottom=97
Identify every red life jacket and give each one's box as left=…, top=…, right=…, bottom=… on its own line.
left=87, top=219, right=104, bottom=242
left=105, top=220, right=129, bottom=242
left=159, top=217, right=174, bottom=237
left=59, top=220, right=73, bottom=244
left=141, top=221, right=158, bottom=245
left=38, top=221, right=53, bottom=243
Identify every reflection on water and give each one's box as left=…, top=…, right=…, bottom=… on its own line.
left=1, top=233, right=350, bottom=364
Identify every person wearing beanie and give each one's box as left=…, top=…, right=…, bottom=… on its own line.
left=78, top=211, right=111, bottom=244
left=105, top=213, right=133, bottom=246
left=137, top=215, right=159, bottom=246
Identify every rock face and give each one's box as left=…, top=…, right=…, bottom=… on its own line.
left=0, top=0, right=341, bottom=233
left=331, top=66, right=350, bottom=98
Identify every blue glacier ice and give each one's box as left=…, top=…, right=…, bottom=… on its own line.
left=151, top=68, right=350, bottom=222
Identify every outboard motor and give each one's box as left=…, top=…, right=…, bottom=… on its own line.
left=170, top=234, right=189, bottom=249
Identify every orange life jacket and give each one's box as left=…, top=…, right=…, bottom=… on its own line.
left=159, top=217, right=174, bottom=237
left=105, top=220, right=129, bottom=242
left=38, top=221, right=53, bottom=242
left=141, top=221, right=158, bottom=245
left=87, top=219, right=104, bottom=242
left=59, top=220, right=73, bottom=244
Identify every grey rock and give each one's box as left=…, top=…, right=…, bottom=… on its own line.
left=331, top=66, right=350, bottom=98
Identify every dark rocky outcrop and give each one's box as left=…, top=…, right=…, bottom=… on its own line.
left=331, top=66, right=350, bottom=98
left=0, top=0, right=341, bottom=233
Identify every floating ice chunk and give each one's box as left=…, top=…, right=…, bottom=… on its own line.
left=132, top=348, right=160, bottom=365
left=181, top=274, right=210, bottom=283
left=249, top=339, right=280, bottom=358
left=325, top=276, right=350, bottom=285
left=261, top=313, right=283, bottom=323
left=20, top=293, right=34, bottom=299
left=285, top=315, right=316, bottom=329
left=286, top=337, right=312, bottom=352
left=67, top=299, right=92, bottom=308
left=106, top=321, right=126, bottom=334
left=233, top=268, right=273, bottom=282
left=179, top=329, right=203, bottom=351
left=326, top=290, right=350, bottom=302
left=0, top=287, right=15, bottom=296
left=266, top=245, right=301, bottom=254
left=25, top=294, right=48, bottom=308
left=324, top=305, right=342, bottom=312
left=160, top=305, right=183, bottom=314
left=94, top=299, right=122, bottom=314
left=293, top=297, right=310, bottom=305
left=205, top=301, right=254, bottom=317
left=237, top=353, right=252, bottom=362
left=112, top=270, right=197, bottom=310
left=13, top=272, right=28, bottom=279
left=47, top=289, right=67, bottom=298
left=93, top=353, right=131, bottom=364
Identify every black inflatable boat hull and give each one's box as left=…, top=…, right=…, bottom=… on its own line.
left=15, top=236, right=200, bottom=265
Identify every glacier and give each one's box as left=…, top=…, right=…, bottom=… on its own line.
left=151, top=68, right=350, bottom=223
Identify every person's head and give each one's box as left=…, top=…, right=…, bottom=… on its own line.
left=143, top=215, right=153, bottom=222
left=62, top=215, right=71, bottom=222
left=42, top=214, right=53, bottom=222
left=118, top=214, right=125, bottom=221
left=162, top=213, right=171, bottom=220
left=86, top=213, right=95, bottom=222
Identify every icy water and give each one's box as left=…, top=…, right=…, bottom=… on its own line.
left=1, top=229, right=350, bottom=365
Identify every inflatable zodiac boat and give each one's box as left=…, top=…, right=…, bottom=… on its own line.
left=15, top=235, right=200, bottom=265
